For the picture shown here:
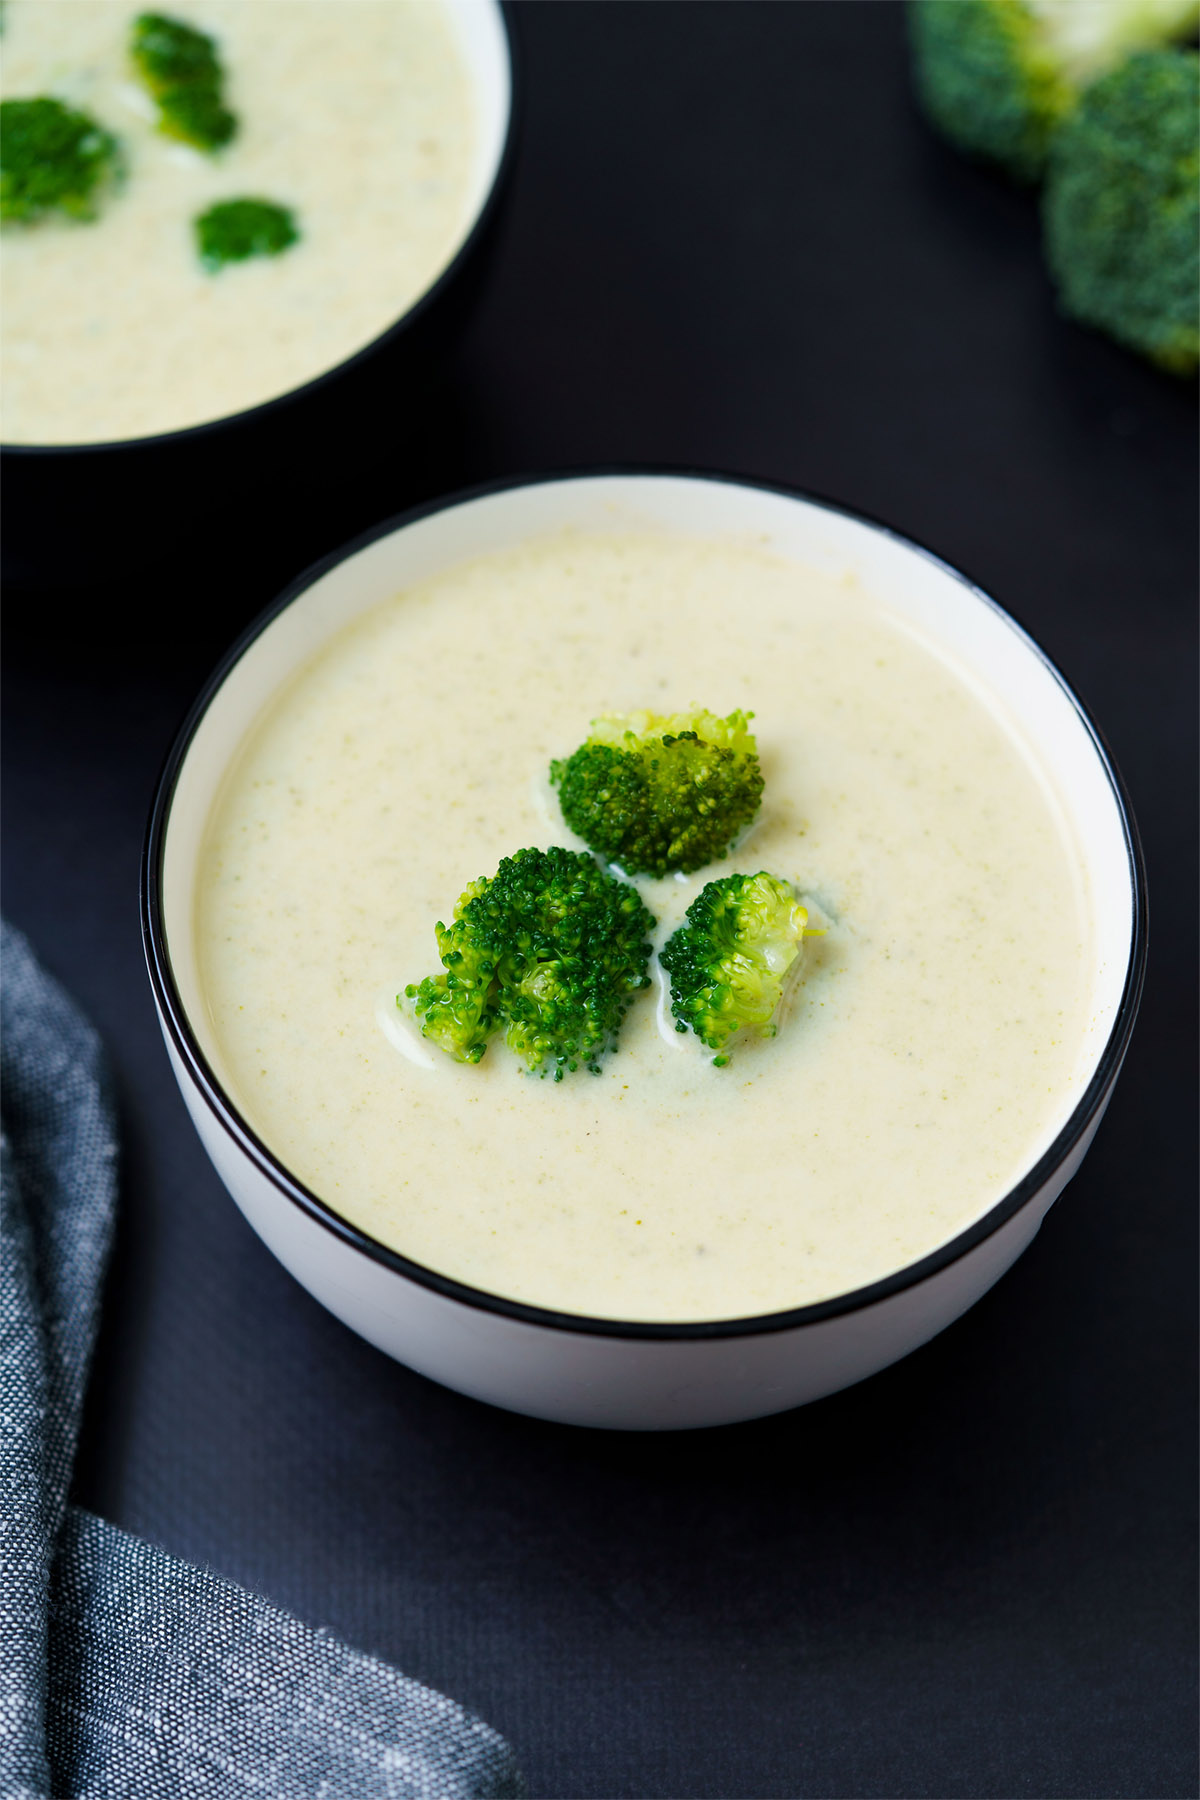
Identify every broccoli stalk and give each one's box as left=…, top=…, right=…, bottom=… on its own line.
left=1043, top=48, right=1199, bottom=373
left=130, top=12, right=236, bottom=151
left=404, top=847, right=657, bottom=1080
left=910, top=0, right=1200, bottom=183
left=660, top=872, right=814, bottom=1066
left=0, top=97, right=120, bottom=224
left=195, top=198, right=299, bottom=271
left=550, top=708, right=764, bottom=879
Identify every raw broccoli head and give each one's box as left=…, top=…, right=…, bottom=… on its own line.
left=195, top=198, right=299, bottom=271
left=550, top=708, right=764, bottom=879
left=1043, top=48, right=1199, bottom=372
left=660, top=871, right=811, bottom=1066
left=404, top=847, right=656, bottom=1080
left=130, top=12, right=236, bottom=150
left=909, top=0, right=1200, bottom=184
left=0, top=97, right=120, bottom=224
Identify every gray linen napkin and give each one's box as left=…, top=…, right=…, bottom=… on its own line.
left=0, top=922, right=524, bottom=1800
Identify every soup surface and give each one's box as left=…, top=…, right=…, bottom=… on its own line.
left=0, top=0, right=476, bottom=442
left=195, top=531, right=1098, bottom=1322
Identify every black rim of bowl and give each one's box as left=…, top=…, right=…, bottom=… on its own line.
left=142, top=468, right=1149, bottom=1342
left=1, top=1, right=520, bottom=457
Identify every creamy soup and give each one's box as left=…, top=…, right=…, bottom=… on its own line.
left=194, top=532, right=1098, bottom=1323
left=0, top=0, right=477, bottom=442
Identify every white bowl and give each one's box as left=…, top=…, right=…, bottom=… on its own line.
left=3, top=0, right=516, bottom=586
left=142, top=473, right=1146, bottom=1430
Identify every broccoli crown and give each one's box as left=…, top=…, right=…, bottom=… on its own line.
left=404, top=847, right=656, bottom=1080
left=131, top=12, right=236, bottom=150
left=910, top=0, right=1072, bottom=183
left=1043, top=48, right=1199, bottom=373
left=195, top=197, right=299, bottom=271
left=550, top=708, right=764, bottom=879
left=909, top=0, right=1200, bottom=184
left=0, top=97, right=120, bottom=224
left=659, top=871, right=810, bottom=1065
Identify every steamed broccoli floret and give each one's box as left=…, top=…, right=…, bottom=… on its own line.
left=910, top=0, right=1200, bottom=184
left=660, top=872, right=812, bottom=1066
left=0, top=97, right=120, bottom=224
left=131, top=12, right=236, bottom=150
left=1043, top=48, right=1199, bottom=372
left=550, top=708, right=764, bottom=880
left=195, top=198, right=299, bottom=271
left=404, top=847, right=656, bottom=1080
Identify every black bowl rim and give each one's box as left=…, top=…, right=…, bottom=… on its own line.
left=1, top=0, right=519, bottom=457
left=141, top=467, right=1149, bottom=1343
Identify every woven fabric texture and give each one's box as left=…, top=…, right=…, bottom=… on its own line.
left=0, top=922, right=523, bottom=1800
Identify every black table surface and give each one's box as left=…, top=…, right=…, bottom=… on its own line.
left=4, top=5, right=1196, bottom=1796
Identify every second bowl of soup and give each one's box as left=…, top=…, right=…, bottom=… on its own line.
left=1, top=0, right=514, bottom=587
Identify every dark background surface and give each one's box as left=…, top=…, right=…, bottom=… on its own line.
left=4, top=4, right=1197, bottom=1796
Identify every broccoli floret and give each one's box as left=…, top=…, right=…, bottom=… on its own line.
left=550, top=708, right=764, bottom=880
left=660, top=872, right=812, bottom=1066
left=0, top=97, right=120, bottom=224
left=404, top=847, right=656, bottom=1080
left=1043, top=49, right=1199, bottom=372
left=910, top=0, right=1199, bottom=184
left=130, top=12, right=236, bottom=150
left=195, top=198, right=299, bottom=271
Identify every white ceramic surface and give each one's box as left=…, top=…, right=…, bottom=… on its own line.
left=143, top=474, right=1145, bottom=1430
left=444, top=0, right=513, bottom=230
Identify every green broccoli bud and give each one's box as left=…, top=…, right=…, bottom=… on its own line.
left=130, top=12, right=236, bottom=150
left=404, top=847, right=656, bottom=1080
left=1043, top=48, right=1199, bottom=373
left=550, top=708, right=764, bottom=880
left=660, top=871, right=813, bottom=1065
left=0, top=97, right=120, bottom=224
left=195, top=198, right=300, bottom=271
left=909, top=0, right=1200, bottom=184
